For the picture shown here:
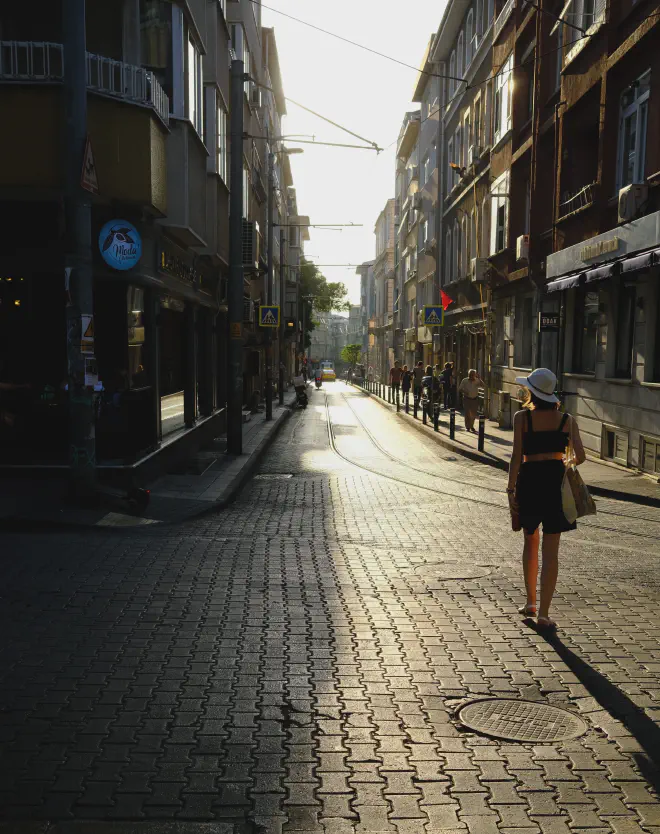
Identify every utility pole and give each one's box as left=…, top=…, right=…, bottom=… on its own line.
left=228, top=59, right=245, bottom=454
left=279, top=228, right=285, bottom=405
left=64, top=0, right=96, bottom=501
left=265, top=147, right=274, bottom=421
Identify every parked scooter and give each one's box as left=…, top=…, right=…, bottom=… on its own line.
left=315, top=375, right=322, bottom=390
left=293, top=375, right=308, bottom=408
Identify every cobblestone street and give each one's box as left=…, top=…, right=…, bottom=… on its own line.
left=1, top=383, right=659, bottom=833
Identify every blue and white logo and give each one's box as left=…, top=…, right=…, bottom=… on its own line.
left=99, top=220, right=142, bottom=271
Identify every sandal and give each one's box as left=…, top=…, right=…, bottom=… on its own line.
left=537, top=616, right=557, bottom=630
left=518, top=604, right=536, bottom=616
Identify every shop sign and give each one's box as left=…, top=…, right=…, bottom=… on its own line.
left=580, top=237, right=619, bottom=262
left=99, top=220, right=142, bottom=270
left=159, top=245, right=199, bottom=285
left=539, top=312, right=560, bottom=332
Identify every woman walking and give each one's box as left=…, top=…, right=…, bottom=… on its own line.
left=506, top=368, right=586, bottom=630
left=458, top=369, right=484, bottom=432
left=401, top=364, right=413, bottom=408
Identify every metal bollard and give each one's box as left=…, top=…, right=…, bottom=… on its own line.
left=422, top=402, right=427, bottom=425
left=434, top=405, right=439, bottom=432
left=413, top=397, right=418, bottom=419
left=405, top=392, right=409, bottom=414
left=478, top=414, right=485, bottom=452
left=396, top=391, right=400, bottom=412
left=388, top=386, right=392, bottom=404
left=449, top=408, right=456, bottom=440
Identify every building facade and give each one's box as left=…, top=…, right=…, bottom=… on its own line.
left=356, top=260, right=375, bottom=368
left=0, top=0, right=304, bottom=473
left=372, top=199, right=396, bottom=381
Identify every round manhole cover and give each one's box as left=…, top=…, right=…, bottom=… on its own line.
left=459, top=698, right=587, bottom=743
left=417, top=565, right=492, bottom=581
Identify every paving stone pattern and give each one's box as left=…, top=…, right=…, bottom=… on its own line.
left=0, top=384, right=659, bottom=833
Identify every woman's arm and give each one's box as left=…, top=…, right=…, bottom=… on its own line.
left=507, top=411, right=525, bottom=494
left=569, top=415, right=586, bottom=465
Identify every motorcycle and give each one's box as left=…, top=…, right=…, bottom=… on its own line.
left=315, top=376, right=322, bottom=390
left=293, top=375, right=308, bottom=408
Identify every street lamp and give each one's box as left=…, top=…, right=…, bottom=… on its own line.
left=266, top=146, right=304, bottom=419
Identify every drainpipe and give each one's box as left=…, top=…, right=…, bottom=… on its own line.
left=553, top=100, right=567, bottom=394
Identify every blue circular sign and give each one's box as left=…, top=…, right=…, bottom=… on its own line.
left=99, top=220, right=142, bottom=271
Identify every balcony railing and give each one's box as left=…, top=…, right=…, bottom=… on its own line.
left=494, top=0, right=515, bottom=41
left=0, top=41, right=169, bottom=126
left=558, top=181, right=597, bottom=220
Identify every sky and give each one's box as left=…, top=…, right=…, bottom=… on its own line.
left=262, top=0, right=442, bottom=305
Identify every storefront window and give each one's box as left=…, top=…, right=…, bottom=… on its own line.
left=573, top=290, right=598, bottom=374
left=160, top=298, right=186, bottom=436
left=539, top=298, right=559, bottom=374
left=615, top=284, right=636, bottom=379
left=127, top=287, right=147, bottom=388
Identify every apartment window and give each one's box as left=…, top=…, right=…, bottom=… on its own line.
left=615, top=284, right=636, bottom=378
left=494, top=53, right=513, bottom=145
left=187, top=36, right=203, bottom=136
left=495, top=299, right=511, bottom=364
left=490, top=172, right=509, bottom=254
left=217, top=0, right=226, bottom=16
left=474, top=95, right=482, bottom=149
left=523, top=177, right=531, bottom=235
left=140, top=0, right=173, bottom=104
left=461, top=216, right=468, bottom=279
left=554, top=23, right=563, bottom=90
left=457, top=33, right=464, bottom=81
left=449, top=51, right=456, bottom=97
left=617, top=70, right=650, bottom=190
left=420, top=218, right=428, bottom=247
left=447, top=138, right=454, bottom=193
left=455, top=126, right=462, bottom=171
left=466, top=11, right=474, bottom=66
left=422, top=154, right=430, bottom=185
left=445, top=230, right=452, bottom=284
left=243, top=164, right=250, bottom=218
left=217, top=103, right=227, bottom=181
left=470, top=210, right=477, bottom=260
left=454, top=219, right=461, bottom=280
left=464, top=113, right=472, bottom=161
left=573, top=290, right=598, bottom=373
left=514, top=295, right=534, bottom=368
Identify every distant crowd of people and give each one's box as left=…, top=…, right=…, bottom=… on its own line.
left=386, top=360, right=484, bottom=431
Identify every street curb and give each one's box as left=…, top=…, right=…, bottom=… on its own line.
left=0, top=397, right=297, bottom=533
left=351, top=383, right=660, bottom=507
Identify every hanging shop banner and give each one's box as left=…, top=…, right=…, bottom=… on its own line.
left=259, top=305, right=280, bottom=327
left=99, top=220, right=142, bottom=271
left=422, top=305, right=444, bottom=326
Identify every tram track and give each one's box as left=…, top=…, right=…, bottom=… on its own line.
left=324, top=388, right=660, bottom=541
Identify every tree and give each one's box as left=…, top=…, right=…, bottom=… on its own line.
left=299, top=258, right=349, bottom=348
left=341, top=344, right=362, bottom=367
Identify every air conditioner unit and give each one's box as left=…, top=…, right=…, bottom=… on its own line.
left=412, top=192, right=423, bottom=210
left=243, top=299, right=255, bottom=323
left=250, top=85, right=261, bottom=109
left=471, top=257, right=489, bottom=282
left=503, top=314, right=514, bottom=341
left=242, top=219, right=259, bottom=268
left=516, top=234, right=530, bottom=262
left=618, top=184, right=648, bottom=224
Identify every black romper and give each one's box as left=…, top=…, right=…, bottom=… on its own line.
left=516, top=411, right=576, bottom=535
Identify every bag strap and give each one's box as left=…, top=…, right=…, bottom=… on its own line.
left=559, top=413, right=569, bottom=432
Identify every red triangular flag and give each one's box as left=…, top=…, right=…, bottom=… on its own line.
left=440, top=289, right=454, bottom=311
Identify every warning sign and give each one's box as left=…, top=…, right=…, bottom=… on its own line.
left=81, top=136, right=99, bottom=194
left=230, top=322, right=242, bottom=339
left=423, top=305, right=444, bottom=326
left=81, top=314, right=95, bottom=354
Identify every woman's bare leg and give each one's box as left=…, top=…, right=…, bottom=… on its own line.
left=539, top=533, right=561, bottom=619
left=522, top=529, right=540, bottom=609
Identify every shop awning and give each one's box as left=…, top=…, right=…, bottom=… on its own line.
left=584, top=262, right=618, bottom=284
left=621, top=248, right=660, bottom=274
left=546, top=273, right=583, bottom=293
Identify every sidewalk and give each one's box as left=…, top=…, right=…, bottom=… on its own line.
left=0, top=395, right=297, bottom=530
left=355, top=381, right=660, bottom=506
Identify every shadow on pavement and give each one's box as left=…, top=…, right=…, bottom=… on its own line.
left=537, top=627, right=660, bottom=794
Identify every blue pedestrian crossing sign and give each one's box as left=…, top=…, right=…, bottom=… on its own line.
left=423, top=305, right=444, bottom=326
left=259, top=305, right=280, bottom=327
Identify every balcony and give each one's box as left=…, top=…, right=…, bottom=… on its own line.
left=0, top=41, right=169, bottom=212
left=0, top=41, right=169, bottom=125
left=493, top=0, right=515, bottom=42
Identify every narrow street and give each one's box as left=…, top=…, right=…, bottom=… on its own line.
left=1, top=382, right=659, bottom=832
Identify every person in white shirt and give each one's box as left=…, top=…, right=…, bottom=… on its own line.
left=458, top=369, right=484, bottom=432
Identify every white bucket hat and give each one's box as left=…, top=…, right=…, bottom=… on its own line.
left=514, top=368, right=559, bottom=404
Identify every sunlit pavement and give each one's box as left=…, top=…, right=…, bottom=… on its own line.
left=1, top=381, right=659, bottom=831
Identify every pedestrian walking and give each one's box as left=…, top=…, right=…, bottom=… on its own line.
left=401, top=364, right=412, bottom=407
left=440, top=362, right=454, bottom=409
left=506, top=368, right=586, bottom=631
left=412, top=361, right=424, bottom=405
left=458, top=369, right=484, bottom=432
left=389, top=360, right=402, bottom=403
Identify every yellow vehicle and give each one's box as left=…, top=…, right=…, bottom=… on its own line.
left=321, top=361, right=336, bottom=381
